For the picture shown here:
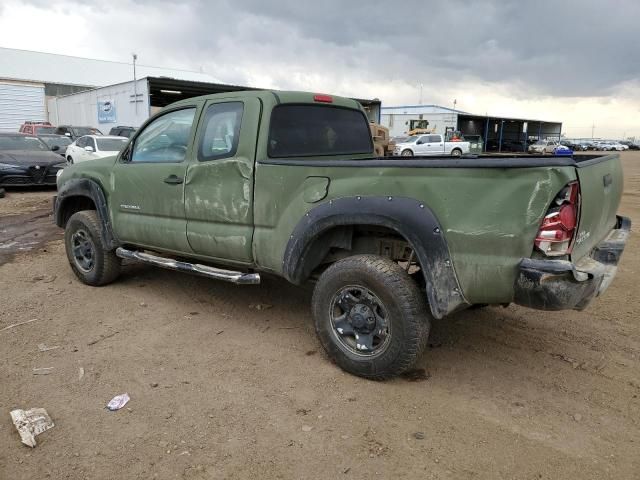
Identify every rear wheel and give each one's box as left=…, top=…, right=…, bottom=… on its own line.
left=401, top=149, right=414, bottom=157
left=64, top=210, right=121, bottom=286
left=451, top=148, right=462, bottom=157
left=312, top=255, right=430, bottom=380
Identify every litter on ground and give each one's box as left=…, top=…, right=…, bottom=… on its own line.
left=107, top=393, right=130, bottom=411
left=10, top=408, right=55, bottom=447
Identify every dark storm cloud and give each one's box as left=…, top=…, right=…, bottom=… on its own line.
left=19, top=0, right=640, bottom=98
left=213, top=0, right=639, bottom=96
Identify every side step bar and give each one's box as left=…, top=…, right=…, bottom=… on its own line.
left=116, top=248, right=260, bottom=285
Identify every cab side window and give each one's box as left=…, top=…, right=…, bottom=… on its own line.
left=198, top=102, right=243, bottom=161
left=428, top=135, right=441, bottom=143
left=131, top=108, right=196, bottom=163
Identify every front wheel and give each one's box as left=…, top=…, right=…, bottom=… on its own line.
left=401, top=149, right=414, bottom=157
left=312, top=255, right=431, bottom=380
left=64, top=210, right=121, bottom=286
left=67, top=156, right=74, bottom=164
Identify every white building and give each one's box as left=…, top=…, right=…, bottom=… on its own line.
left=381, top=104, right=464, bottom=137
left=48, top=79, right=382, bottom=135
left=0, top=47, right=217, bottom=131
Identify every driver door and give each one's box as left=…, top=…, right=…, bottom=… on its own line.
left=413, top=135, right=430, bottom=154
left=72, top=136, right=86, bottom=162
left=110, top=105, right=200, bottom=254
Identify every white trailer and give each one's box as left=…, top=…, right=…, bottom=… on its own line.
left=48, top=78, right=150, bottom=134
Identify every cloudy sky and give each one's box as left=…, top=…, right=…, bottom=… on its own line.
left=1, top=0, right=639, bottom=138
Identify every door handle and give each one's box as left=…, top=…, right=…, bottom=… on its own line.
left=164, top=175, right=183, bottom=185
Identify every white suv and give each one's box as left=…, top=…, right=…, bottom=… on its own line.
left=528, top=140, right=558, bottom=154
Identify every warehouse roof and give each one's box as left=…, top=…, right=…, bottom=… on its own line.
left=0, top=47, right=219, bottom=87
left=381, top=104, right=469, bottom=115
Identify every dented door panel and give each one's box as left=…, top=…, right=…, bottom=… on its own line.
left=184, top=97, right=261, bottom=263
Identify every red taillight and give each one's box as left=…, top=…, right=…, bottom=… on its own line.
left=313, top=94, right=333, bottom=103
left=534, top=182, right=580, bottom=256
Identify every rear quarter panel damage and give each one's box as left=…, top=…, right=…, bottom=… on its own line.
left=253, top=164, right=576, bottom=305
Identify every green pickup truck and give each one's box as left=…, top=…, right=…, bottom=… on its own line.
left=54, top=90, right=630, bottom=379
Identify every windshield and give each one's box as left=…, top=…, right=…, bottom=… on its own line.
left=0, top=135, right=50, bottom=151
left=36, top=127, right=56, bottom=134
left=534, top=140, right=546, bottom=145
left=96, top=138, right=128, bottom=152
left=40, top=136, right=72, bottom=147
left=72, top=127, right=103, bottom=136
left=401, top=136, right=419, bottom=144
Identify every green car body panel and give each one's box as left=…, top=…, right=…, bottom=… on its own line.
left=55, top=90, right=629, bottom=318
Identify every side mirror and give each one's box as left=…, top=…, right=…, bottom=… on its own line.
left=416, top=140, right=424, bottom=145
left=84, top=146, right=94, bottom=152
left=64, top=132, right=71, bottom=137
left=51, top=145, right=60, bottom=151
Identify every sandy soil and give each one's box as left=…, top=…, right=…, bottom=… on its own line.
left=0, top=153, right=638, bottom=479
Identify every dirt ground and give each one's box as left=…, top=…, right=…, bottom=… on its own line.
left=1, top=153, right=639, bottom=480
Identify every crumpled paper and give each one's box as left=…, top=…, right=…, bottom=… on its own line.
left=10, top=408, right=55, bottom=447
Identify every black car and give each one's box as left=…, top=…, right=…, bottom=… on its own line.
left=37, top=134, right=72, bottom=157
left=559, top=140, right=586, bottom=151
left=620, top=141, right=640, bottom=150
left=54, top=125, right=103, bottom=140
left=0, top=133, right=66, bottom=187
left=108, top=126, right=137, bottom=138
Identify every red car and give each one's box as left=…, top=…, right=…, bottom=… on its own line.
left=19, top=121, right=56, bottom=135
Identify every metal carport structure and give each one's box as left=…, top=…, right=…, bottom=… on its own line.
left=456, top=114, right=562, bottom=153
left=146, top=77, right=381, bottom=122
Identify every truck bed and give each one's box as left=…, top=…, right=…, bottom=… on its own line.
left=261, top=153, right=616, bottom=168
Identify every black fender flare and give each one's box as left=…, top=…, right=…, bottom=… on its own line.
left=282, top=196, right=468, bottom=319
left=54, top=178, right=118, bottom=249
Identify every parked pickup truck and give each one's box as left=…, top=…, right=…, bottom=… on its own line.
left=393, top=133, right=470, bottom=157
left=54, top=90, right=630, bottom=380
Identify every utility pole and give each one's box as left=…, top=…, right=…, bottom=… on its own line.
left=591, top=121, right=595, bottom=139
left=132, top=53, right=138, bottom=114
left=418, top=83, right=423, bottom=105
left=452, top=99, right=457, bottom=130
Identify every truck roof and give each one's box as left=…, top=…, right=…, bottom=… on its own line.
left=168, top=90, right=364, bottom=111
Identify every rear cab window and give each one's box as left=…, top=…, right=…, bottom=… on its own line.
left=268, top=105, right=373, bottom=158
left=198, top=102, right=244, bottom=161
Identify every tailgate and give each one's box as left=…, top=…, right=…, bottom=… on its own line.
left=572, top=154, right=624, bottom=260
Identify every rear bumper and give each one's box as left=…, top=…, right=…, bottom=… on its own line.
left=514, top=216, right=631, bottom=311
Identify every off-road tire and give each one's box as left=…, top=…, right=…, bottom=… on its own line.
left=64, top=210, right=121, bottom=286
left=312, top=255, right=430, bottom=380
